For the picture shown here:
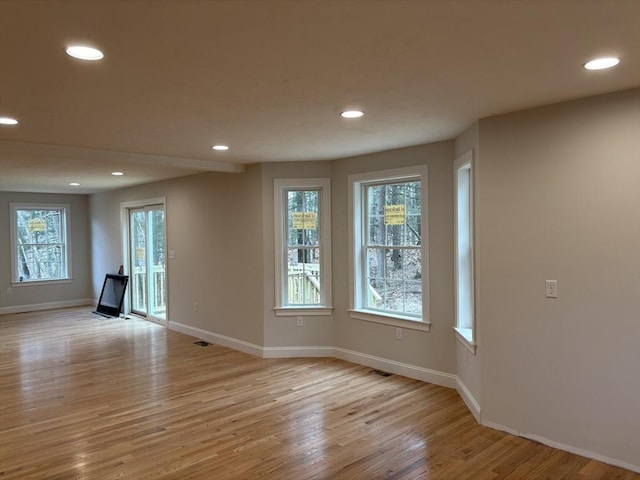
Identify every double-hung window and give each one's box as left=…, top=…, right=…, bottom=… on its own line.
left=10, top=203, right=71, bottom=284
left=274, top=179, right=332, bottom=316
left=453, top=151, right=476, bottom=353
left=349, top=166, right=430, bottom=331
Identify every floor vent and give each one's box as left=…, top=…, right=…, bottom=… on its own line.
left=371, top=369, right=392, bottom=377
left=194, top=341, right=211, bottom=347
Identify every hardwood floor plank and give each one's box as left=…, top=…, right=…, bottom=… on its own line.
left=0, top=307, right=637, bottom=479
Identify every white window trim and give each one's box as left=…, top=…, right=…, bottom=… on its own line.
left=10, top=203, right=72, bottom=286
left=273, top=178, right=332, bottom=316
left=348, top=165, right=431, bottom=330
left=120, top=197, right=167, bottom=322
left=453, top=150, right=476, bottom=355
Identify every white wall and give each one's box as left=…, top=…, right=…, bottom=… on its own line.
left=5, top=87, right=637, bottom=471
left=260, top=161, right=334, bottom=351
left=89, top=168, right=265, bottom=346
left=477, top=88, right=640, bottom=469
left=331, top=141, right=457, bottom=376
left=0, top=191, right=92, bottom=312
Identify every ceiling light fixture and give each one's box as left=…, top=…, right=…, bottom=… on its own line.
left=65, top=45, right=104, bottom=61
left=111, top=171, right=124, bottom=176
left=0, top=117, right=19, bottom=125
left=341, top=110, right=364, bottom=118
left=584, top=57, right=620, bottom=70
left=212, top=145, right=229, bottom=151
left=69, top=182, right=80, bottom=186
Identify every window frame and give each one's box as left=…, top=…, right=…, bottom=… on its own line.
left=348, top=166, right=431, bottom=332
left=10, top=203, right=72, bottom=286
left=453, top=150, right=477, bottom=354
left=273, top=178, right=332, bottom=316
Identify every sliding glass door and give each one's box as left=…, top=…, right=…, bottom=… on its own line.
left=128, top=205, right=166, bottom=320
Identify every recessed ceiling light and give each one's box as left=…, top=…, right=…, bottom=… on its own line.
left=0, top=117, right=18, bottom=125
left=341, top=110, right=364, bottom=118
left=65, top=45, right=104, bottom=61
left=584, top=57, right=620, bottom=70
left=111, top=171, right=124, bottom=176
left=69, top=182, right=80, bottom=186
left=212, top=145, right=229, bottom=151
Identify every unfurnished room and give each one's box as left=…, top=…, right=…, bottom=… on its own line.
left=0, top=1, right=639, bottom=479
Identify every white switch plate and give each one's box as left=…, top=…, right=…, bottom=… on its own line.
left=545, top=280, right=558, bottom=298
left=168, top=250, right=176, bottom=259
left=395, top=327, right=403, bottom=340
left=296, top=316, right=303, bottom=327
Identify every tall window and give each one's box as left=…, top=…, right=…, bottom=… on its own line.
left=454, top=151, right=476, bottom=352
left=274, top=179, right=332, bottom=315
left=349, top=166, right=430, bottom=330
left=10, top=203, right=71, bottom=283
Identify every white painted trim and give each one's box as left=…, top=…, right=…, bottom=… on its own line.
left=333, top=347, right=457, bottom=389
left=350, top=309, right=431, bottom=332
left=168, top=321, right=263, bottom=357
left=274, top=307, right=333, bottom=316
left=10, top=202, right=72, bottom=284
left=456, top=376, right=481, bottom=422
left=0, top=298, right=94, bottom=315
left=481, top=419, right=640, bottom=474
left=453, top=150, right=476, bottom=343
left=262, top=346, right=334, bottom=358
left=273, top=178, right=332, bottom=310
left=165, top=320, right=455, bottom=388
left=120, top=199, right=168, bottom=321
left=348, top=165, right=430, bottom=323
left=453, top=327, right=477, bottom=354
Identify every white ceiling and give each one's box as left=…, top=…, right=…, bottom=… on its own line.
left=1, top=0, right=638, bottom=194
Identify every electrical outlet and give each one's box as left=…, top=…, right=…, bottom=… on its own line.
left=296, top=316, right=303, bottom=327
left=395, top=327, right=403, bottom=340
left=545, top=280, right=558, bottom=298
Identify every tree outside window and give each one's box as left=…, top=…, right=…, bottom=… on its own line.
left=350, top=166, right=429, bottom=325
left=11, top=204, right=70, bottom=282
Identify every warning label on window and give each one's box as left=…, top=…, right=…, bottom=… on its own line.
left=384, top=205, right=405, bottom=225
left=292, top=212, right=317, bottom=230
left=28, top=219, right=46, bottom=232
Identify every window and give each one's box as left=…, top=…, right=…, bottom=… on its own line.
left=454, top=151, right=476, bottom=353
left=274, top=179, right=332, bottom=315
left=349, top=166, right=430, bottom=331
left=10, top=203, right=71, bottom=284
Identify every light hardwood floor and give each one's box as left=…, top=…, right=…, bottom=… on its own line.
left=0, top=307, right=637, bottom=480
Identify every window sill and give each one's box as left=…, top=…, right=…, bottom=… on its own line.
left=274, top=307, right=333, bottom=317
left=454, top=327, right=477, bottom=354
left=11, top=278, right=72, bottom=287
left=349, top=309, right=431, bottom=332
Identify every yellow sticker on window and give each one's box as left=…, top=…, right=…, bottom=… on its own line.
left=384, top=205, right=405, bottom=225
left=292, top=212, right=317, bottom=230
left=28, top=219, right=46, bottom=232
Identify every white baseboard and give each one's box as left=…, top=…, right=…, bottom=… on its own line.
left=166, top=321, right=456, bottom=389
left=0, top=298, right=94, bottom=315
left=333, top=347, right=457, bottom=389
left=482, top=419, right=640, bottom=474
left=168, top=321, right=263, bottom=357
left=456, top=377, right=481, bottom=422
left=262, top=346, right=334, bottom=358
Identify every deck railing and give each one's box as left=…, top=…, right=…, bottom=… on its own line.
left=132, top=264, right=335, bottom=311
left=132, top=265, right=166, bottom=314
left=287, top=264, right=321, bottom=304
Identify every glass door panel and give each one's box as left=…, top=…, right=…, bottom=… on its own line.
left=128, top=205, right=166, bottom=321
left=147, top=208, right=166, bottom=320
left=129, top=209, right=147, bottom=315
